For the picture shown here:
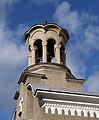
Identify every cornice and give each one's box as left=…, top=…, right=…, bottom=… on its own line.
left=41, top=98, right=99, bottom=118
left=18, top=72, right=46, bottom=84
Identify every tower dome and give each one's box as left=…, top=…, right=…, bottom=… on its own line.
left=24, top=23, right=69, bottom=66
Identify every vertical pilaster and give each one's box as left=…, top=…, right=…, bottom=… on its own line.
left=31, top=45, right=37, bottom=65
left=54, top=43, right=61, bottom=64
left=28, top=50, right=32, bottom=66
left=42, top=41, right=47, bottom=63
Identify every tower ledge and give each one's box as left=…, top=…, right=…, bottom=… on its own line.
left=18, top=63, right=84, bottom=85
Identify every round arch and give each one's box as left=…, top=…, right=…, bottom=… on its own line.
left=34, top=39, right=42, bottom=63
left=47, top=39, right=56, bottom=62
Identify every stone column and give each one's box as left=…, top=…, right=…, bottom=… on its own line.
left=31, top=45, right=37, bottom=65
left=42, top=41, right=47, bottom=63
left=54, top=43, right=61, bottom=64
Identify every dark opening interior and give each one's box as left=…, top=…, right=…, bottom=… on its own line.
left=47, top=39, right=56, bottom=62
left=34, top=39, right=42, bottom=63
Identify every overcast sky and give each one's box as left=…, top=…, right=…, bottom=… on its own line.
left=0, top=0, right=99, bottom=119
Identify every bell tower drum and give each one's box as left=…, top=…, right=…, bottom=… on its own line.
left=24, top=24, right=69, bottom=66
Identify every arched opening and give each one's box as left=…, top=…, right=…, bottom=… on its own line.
left=60, top=43, right=65, bottom=65
left=87, top=111, right=90, bottom=117
left=81, top=111, right=84, bottom=117
left=48, top=108, right=51, bottom=114
left=62, top=109, right=65, bottom=115
left=55, top=108, right=58, bottom=115
left=68, top=110, right=71, bottom=116
left=75, top=110, right=78, bottom=116
left=34, top=39, right=42, bottom=63
left=94, top=112, right=96, bottom=118
left=47, top=39, right=56, bottom=62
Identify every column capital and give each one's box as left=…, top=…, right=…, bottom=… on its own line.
left=54, top=43, right=61, bottom=49
left=42, top=41, right=47, bottom=46
left=32, top=45, right=37, bottom=50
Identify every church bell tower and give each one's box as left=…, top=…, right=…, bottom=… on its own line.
left=12, top=23, right=99, bottom=120
left=25, top=24, right=69, bottom=66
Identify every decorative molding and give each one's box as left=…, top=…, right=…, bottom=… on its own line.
left=18, top=97, right=23, bottom=116
left=41, top=99, right=99, bottom=118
